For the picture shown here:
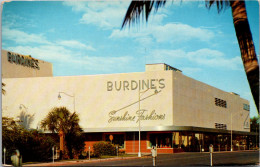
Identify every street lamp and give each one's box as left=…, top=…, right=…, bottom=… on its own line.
left=19, top=104, right=28, bottom=111
left=230, top=112, right=242, bottom=151
left=58, top=92, right=75, bottom=113
left=57, top=92, right=76, bottom=155
left=138, top=88, right=159, bottom=157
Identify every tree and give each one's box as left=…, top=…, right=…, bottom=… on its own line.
left=40, top=107, right=84, bottom=159
left=17, top=110, right=35, bottom=130
left=250, top=116, right=259, bottom=148
left=2, top=82, right=6, bottom=95
left=122, top=0, right=259, bottom=113
left=2, top=117, right=55, bottom=163
left=250, top=116, right=259, bottom=133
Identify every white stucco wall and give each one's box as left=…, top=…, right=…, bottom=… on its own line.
left=172, top=71, right=250, bottom=132
left=2, top=64, right=250, bottom=132
left=2, top=70, right=173, bottom=131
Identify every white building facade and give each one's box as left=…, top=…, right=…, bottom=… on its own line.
left=2, top=50, right=252, bottom=153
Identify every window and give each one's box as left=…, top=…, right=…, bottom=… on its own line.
left=215, top=123, right=227, bottom=130
left=215, top=98, right=227, bottom=108
left=243, top=104, right=250, bottom=111
left=149, top=133, right=172, bottom=148
left=105, top=134, right=125, bottom=148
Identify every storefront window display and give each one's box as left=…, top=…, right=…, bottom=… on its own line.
left=149, top=133, right=173, bottom=148
left=105, top=134, right=125, bottom=148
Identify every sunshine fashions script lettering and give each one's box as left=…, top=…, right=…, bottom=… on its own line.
left=108, top=109, right=166, bottom=123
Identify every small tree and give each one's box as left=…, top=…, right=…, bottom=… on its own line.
left=40, top=107, right=84, bottom=159
left=17, top=111, right=35, bottom=130
left=250, top=116, right=259, bottom=133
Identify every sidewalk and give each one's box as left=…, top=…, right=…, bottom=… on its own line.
left=7, top=150, right=259, bottom=166
left=22, top=156, right=147, bottom=166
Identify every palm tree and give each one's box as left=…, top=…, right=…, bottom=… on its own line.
left=122, top=0, right=259, bottom=113
left=40, top=107, right=82, bottom=159
left=2, top=82, right=6, bottom=95
left=17, top=111, right=35, bottom=130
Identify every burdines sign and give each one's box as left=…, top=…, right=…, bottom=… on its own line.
left=7, top=52, right=40, bottom=70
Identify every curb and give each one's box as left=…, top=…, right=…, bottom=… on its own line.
left=23, top=156, right=147, bottom=166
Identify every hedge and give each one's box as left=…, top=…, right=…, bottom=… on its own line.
left=93, top=141, right=116, bottom=157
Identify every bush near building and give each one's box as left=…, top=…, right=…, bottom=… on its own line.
left=93, top=141, right=116, bottom=157
left=2, top=117, right=56, bottom=163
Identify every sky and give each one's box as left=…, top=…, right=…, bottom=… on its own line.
left=1, top=0, right=259, bottom=117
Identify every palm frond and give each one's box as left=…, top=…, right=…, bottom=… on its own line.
left=2, top=82, right=6, bottom=95
left=122, top=0, right=166, bottom=29
left=205, top=0, right=230, bottom=13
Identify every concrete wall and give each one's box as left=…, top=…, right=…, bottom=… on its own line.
left=2, top=63, right=250, bottom=132
left=172, top=71, right=250, bottom=132
left=2, top=70, right=173, bottom=131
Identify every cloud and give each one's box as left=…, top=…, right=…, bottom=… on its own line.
left=62, top=1, right=89, bottom=12
left=110, top=23, right=215, bottom=43
left=186, top=48, right=242, bottom=70
left=182, top=67, right=202, bottom=75
left=5, top=45, right=73, bottom=62
left=149, top=49, right=186, bottom=62
left=75, top=55, right=134, bottom=73
left=153, top=23, right=214, bottom=42
left=3, top=26, right=95, bottom=51
left=5, top=43, right=133, bottom=75
left=148, top=48, right=242, bottom=70
left=57, top=40, right=95, bottom=51
left=63, top=1, right=130, bottom=29
left=2, top=26, right=51, bottom=45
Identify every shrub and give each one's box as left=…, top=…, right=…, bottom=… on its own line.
left=93, top=141, right=116, bottom=157
left=2, top=117, right=56, bottom=163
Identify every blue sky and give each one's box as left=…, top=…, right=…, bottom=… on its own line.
left=1, top=0, right=259, bottom=117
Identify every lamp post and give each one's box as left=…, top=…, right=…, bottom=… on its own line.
left=138, top=88, right=159, bottom=157
left=58, top=92, right=75, bottom=113
left=19, top=104, right=28, bottom=111
left=57, top=92, right=76, bottom=155
left=52, top=146, right=55, bottom=163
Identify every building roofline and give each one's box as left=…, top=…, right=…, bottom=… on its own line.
left=146, top=63, right=182, bottom=72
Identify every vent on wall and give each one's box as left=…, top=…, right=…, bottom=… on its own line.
left=215, top=98, right=227, bottom=108
left=215, top=123, right=227, bottom=130
left=243, top=104, right=250, bottom=111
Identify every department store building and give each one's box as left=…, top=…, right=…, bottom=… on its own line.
left=2, top=50, right=254, bottom=153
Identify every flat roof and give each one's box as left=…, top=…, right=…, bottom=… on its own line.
left=83, top=125, right=253, bottom=135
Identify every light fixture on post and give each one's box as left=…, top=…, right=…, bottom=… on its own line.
left=57, top=91, right=76, bottom=155
left=57, top=92, right=75, bottom=113
left=138, top=88, right=159, bottom=157
left=19, top=104, right=28, bottom=111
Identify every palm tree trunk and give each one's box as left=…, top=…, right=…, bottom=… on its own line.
left=230, top=0, right=259, bottom=112
left=59, top=130, right=65, bottom=159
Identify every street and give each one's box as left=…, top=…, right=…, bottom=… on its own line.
left=61, top=151, right=259, bottom=166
